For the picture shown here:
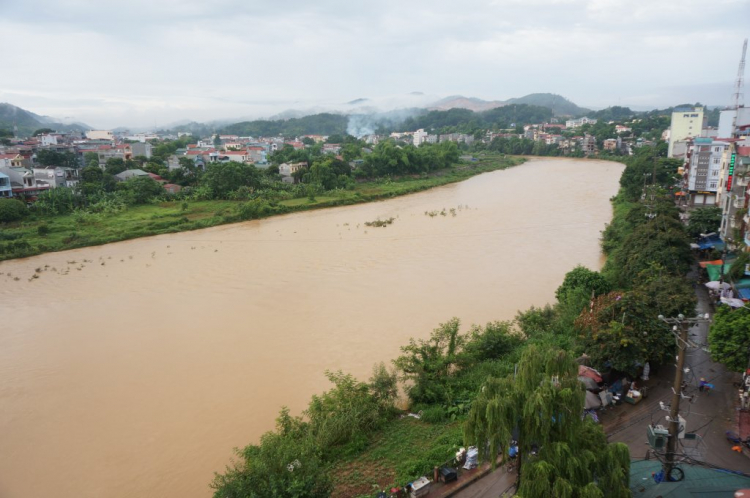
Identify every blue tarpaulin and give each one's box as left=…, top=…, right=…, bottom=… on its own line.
left=738, top=288, right=750, bottom=300
left=696, top=234, right=725, bottom=250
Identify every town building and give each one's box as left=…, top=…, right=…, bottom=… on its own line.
left=718, top=142, right=750, bottom=242
left=581, top=135, right=597, bottom=155
left=565, top=117, right=597, bottom=128
left=279, top=162, right=307, bottom=183
left=603, top=138, right=618, bottom=151
left=32, top=166, right=80, bottom=188
left=0, top=171, right=12, bottom=198
left=668, top=106, right=706, bottom=158
left=682, top=137, right=728, bottom=206
left=413, top=129, right=428, bottom=146
left=130, top=142, right=152, bottom=159
left=86, top=130, right=114, bottom=141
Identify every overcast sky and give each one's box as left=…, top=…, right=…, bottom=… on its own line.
left=1, top=0, right=748, bottom=129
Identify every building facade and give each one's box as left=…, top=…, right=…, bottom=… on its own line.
left=668, top=107, right=706, bottom=158
left=683, top=137, right=728, bottom=206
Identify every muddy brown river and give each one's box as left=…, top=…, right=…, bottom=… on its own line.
left=0, top=158, right=623, bottom=498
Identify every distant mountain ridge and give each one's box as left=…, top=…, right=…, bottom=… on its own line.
left=505, top=93, right=591, bottom=117
left=0, top=103, right=90, bottom=136
left=429, top=93, right=591, bottom=117
left=429, top=95, right=506, bottom=112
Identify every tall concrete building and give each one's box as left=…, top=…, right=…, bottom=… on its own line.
left=668, top=107, right=706, bottom=158
left=683, top=137, right=728, bottom=206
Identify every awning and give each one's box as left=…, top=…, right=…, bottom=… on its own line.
left=699, top=259, right=724, bottom=268
left=706, top=264, right=731, bottom=282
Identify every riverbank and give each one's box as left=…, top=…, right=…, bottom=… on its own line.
left=0, top=154, right=523, bottom=262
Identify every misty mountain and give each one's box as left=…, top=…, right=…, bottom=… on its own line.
left=0, top=103, right=90, bottom=136
left=504, top=93, right=590, bottom=117
left=429, top=95, right=506, bottom=112
left=220, top=113, right=351, bottom=137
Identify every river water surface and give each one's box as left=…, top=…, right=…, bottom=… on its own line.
left=0, top=158, right=623, bottom=498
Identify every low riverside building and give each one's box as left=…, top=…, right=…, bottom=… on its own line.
left=0, top=171, right=12, bottom=198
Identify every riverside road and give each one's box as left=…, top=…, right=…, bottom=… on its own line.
left=451, top=274, right=750, bottom=498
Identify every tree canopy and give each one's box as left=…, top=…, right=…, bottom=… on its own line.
left=709, top=306, right=750, bottom=372
left=464, top=345, right=630, bottom=498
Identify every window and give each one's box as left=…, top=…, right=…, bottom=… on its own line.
left=714, top=158, right=720, bottom=164
left=710, top=182, right=717, bottom=189
left=712, top=170, right=719, bottom=177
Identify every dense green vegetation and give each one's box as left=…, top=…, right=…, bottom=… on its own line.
left=465, top=346, right=630, bottom=497
left=399, top=104, right=553, bottom=134
left=0, top=153, right=521, bottom=261
left=709, top=306, right=750, bottom=372
left=222, top=113, right=350, bottom=137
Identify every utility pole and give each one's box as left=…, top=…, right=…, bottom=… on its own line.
left=657, top=313, right=711, bottom=480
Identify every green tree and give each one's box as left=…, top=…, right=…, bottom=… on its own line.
left=104, top=158, right=127, bottom=175
left=709, top=306, right=750, bottom=372
left=686, top=207, right=722, bottom=238
left=460, top=321, right=521, bottom=365
left=83, top=152, right=100, bottom=168
left=465, top=345, right=630, bottom=497
left=36, top=150, right=79, bottom=169
left=604, top=214, right=693, bottom=289
left=555, top=266, right=611, bottom=303
left=118, top=176, right=164, bottom=204
left=202, top=161, right=261, bottom=199
left=574, top=264, right=695, bottom=376
left=0, top=198, right=28, bottom=223
left=211, top=408, right=332, bottom=498
left=32, top=128, right=55, bottom=136
left=79, top=165, right=107, bottom=197
left=393, top=318, right=466, bottom=404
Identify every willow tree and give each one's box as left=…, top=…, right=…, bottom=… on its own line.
left=464, top=345, right=630, bottom=498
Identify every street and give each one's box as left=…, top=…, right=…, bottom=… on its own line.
left=602, top=283, right=750, bottom=476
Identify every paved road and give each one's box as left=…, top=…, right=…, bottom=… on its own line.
left=451, top=466, right=515, bottom=498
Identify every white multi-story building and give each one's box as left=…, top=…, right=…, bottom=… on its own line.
left=668, top=107, right=706, bottom=158
left=565, top=117, right=597, bottom=128
left=413, top=129, right=428, bottom=147
left=40, top=134, right=59, bottom=146
left=684, top=137, right=728, bottom=206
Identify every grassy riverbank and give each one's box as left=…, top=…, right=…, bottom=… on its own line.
left=0, top=154, right=523, bottom=262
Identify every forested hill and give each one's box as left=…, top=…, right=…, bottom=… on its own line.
left=0, top=103, right=89, bottom=136
left=217, top=104, right=555, bottom=138
left=220, top=113, right=350, bottom=137
left=504, top=93, right=591, bottom=116
left=398, top=104, right=553, bottom=133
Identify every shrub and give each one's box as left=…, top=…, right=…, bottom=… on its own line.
left=0, top=198, right=27, bottom=223
left=37, top=223, right=50, bottom=236
left=0, top=239, right=32, bottom=256
left=420, top=406, right=447, bottom=423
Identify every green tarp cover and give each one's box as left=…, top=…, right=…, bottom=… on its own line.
left=706, top=264, right=731, bottom=282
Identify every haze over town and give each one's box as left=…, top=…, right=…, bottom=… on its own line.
left=1, top=0, right=748, bottom=128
